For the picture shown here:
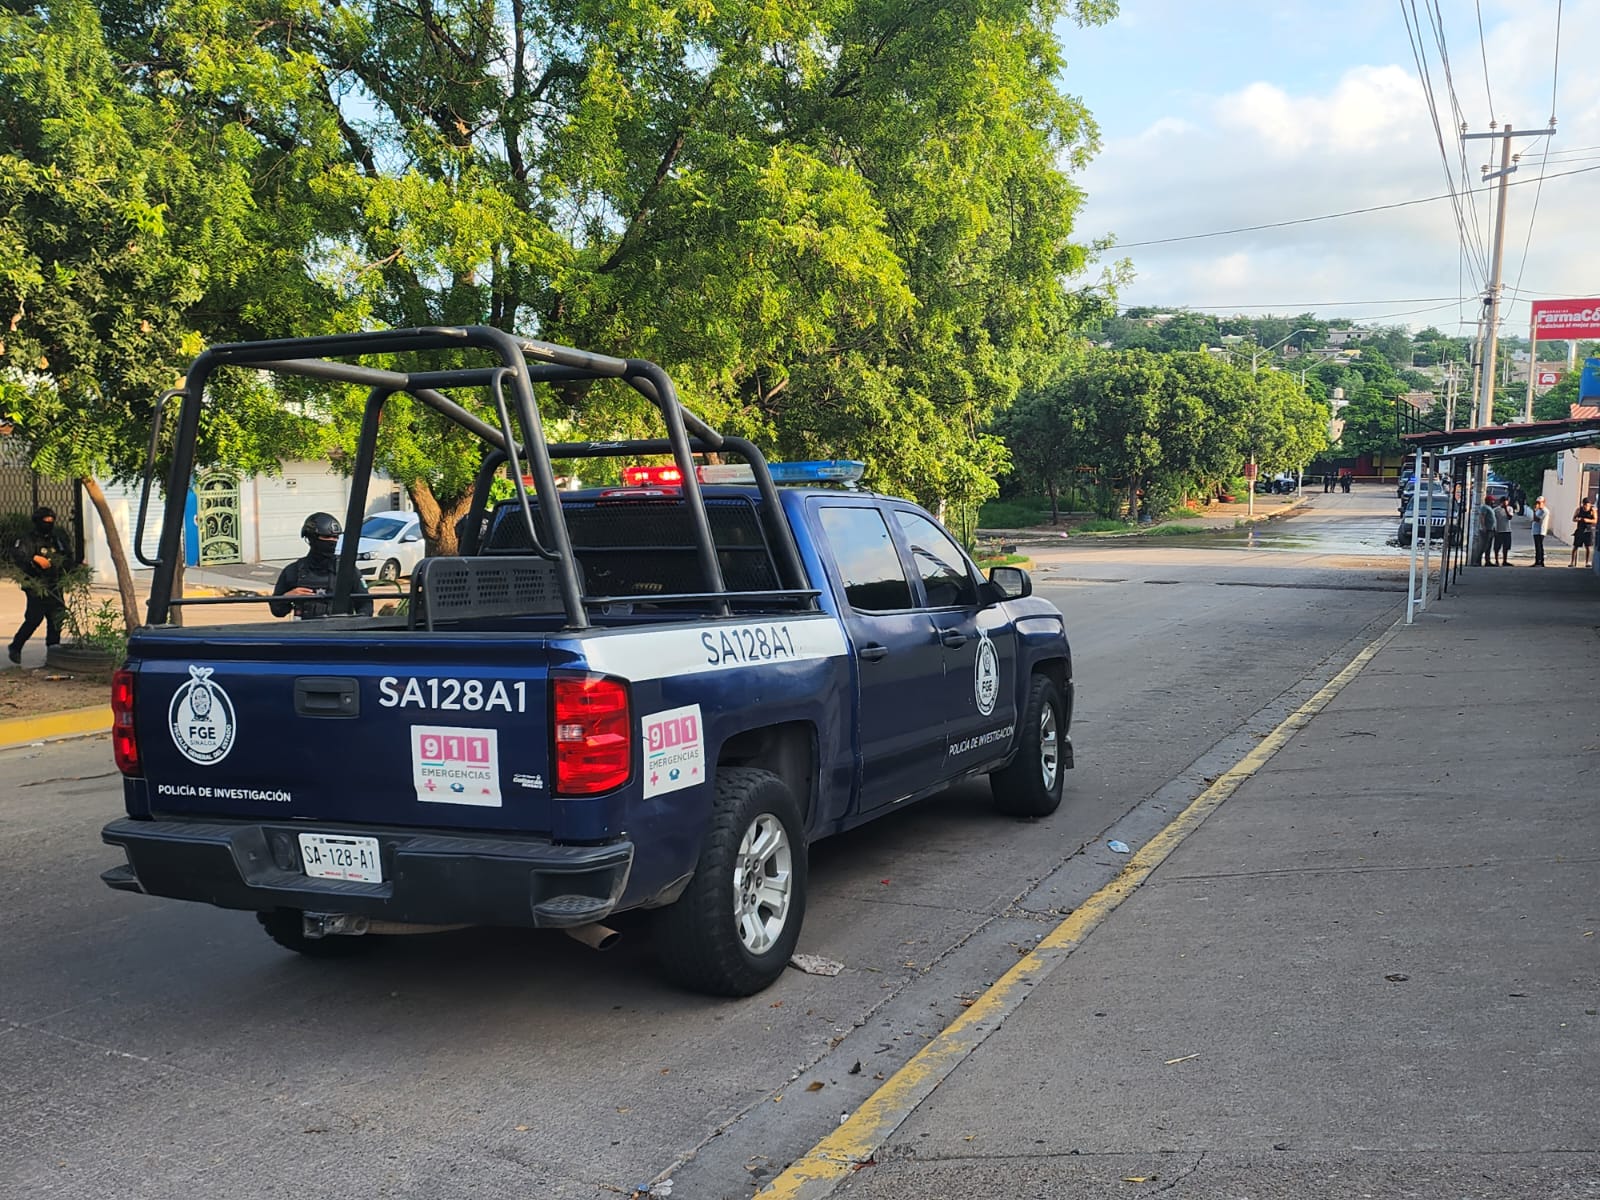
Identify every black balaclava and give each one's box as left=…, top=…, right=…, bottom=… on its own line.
left=301, top=512, right=341, bottom=565
left=32, top=505, right=55, bottom=536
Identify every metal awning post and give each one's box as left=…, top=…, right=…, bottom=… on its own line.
left=1418, top=451, right=1433, bottom=611
left=1405, top=446, right=1424, bottom=624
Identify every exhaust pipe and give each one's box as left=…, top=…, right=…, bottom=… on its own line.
left=565, top=922, right=621, bottom=951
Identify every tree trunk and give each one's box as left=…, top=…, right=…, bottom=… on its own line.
left=80, top=475, right=143, bottom=632
left=409, top=479, right=474, bottom=557
left=1047, top=480, right=1060, bottom=525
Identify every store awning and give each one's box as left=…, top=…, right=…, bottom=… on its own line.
left=1400, top=416, right=1600, bottom=462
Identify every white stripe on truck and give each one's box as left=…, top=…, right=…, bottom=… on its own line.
left=570, top=615, right=849, bottom=682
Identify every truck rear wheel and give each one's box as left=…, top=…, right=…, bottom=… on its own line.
left=652, top=767, right=807, bottom=996
left=990, top=674, right=1065, bottom=818
left=257, top=910, right=375, bottom=959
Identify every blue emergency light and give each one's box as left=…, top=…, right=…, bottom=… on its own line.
left=768, top=460, right=865, bottom=484
left=691, top=459, right=866, bottom=486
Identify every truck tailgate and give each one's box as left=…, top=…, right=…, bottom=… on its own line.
left=130, top=631, right=558, bottom=835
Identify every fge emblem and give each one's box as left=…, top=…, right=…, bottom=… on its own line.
left=169, top=665, right=237, bottom=766
left=974, top=631, right=1000, bottom=717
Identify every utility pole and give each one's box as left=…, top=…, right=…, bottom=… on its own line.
left=1462, top=121, right=1556, bottom=426
left=1444, top=361, right=1458, bottom=433
left=1461, top=120, right=1555, bottom=560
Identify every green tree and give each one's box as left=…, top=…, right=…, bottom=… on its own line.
left=0, top=0, right=327, bottom=628
left=96, top=0, right=1120, bottom=553
left=1070, top=349, right=1167, bottom=517
left=1158, top=351, right=1251, bottom=496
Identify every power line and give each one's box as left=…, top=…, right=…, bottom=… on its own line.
left=1421, top=0, right=1491, bottom=276
left=1403, top=0, right=1488, bottom=286
left=1474, top=0, right=1495, bottom=122
left=1510, top=0, right=1564, bottom=307
left=1550, top=0, right=1563, bottom=121
left=1113, top=162, right=1600, bottom=249
left=1131, top=297, right=1462, bottom=310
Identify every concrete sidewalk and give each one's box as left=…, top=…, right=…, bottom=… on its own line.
left=827, top=563, right=1600, bottom=1198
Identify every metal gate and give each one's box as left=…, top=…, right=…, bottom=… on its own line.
left=0, top=435, right=84, bottom=560
left=195, top=470, right=241, bottom=565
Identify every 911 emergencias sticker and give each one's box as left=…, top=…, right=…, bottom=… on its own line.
left=411, top=725, right=501, bottom=806
left=642, top=704, right=705, bottom=799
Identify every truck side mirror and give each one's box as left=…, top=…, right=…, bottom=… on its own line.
left=986, top=565, right=1031, bottom=601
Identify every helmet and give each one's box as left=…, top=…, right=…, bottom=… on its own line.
left=301, top=512, right=342, bottom=541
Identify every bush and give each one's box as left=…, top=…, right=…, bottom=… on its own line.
left=11, top=564, right=127, bottom=664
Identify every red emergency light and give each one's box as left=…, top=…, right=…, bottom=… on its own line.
left=621, top=465, right=685, bottom=487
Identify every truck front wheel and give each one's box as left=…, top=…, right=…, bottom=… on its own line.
left=990, top=674, right=1066, bottom=817
left=652, top=767, right=808, bottom=996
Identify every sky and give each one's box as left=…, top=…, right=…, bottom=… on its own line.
left=1059, top=0, right=1597, bottom=335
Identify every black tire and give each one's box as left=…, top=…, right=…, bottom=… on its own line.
left=652, top=767, right=808, bottom=997
left=378, top=558, right=401, bottom=584
left=990, top=674, right=1066, bottom=818
left=257, top=910, right=376, bottom=959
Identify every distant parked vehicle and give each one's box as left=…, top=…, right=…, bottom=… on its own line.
left=1398, top=498, right=1461, bottom=547
left=1399, top=481, right=1453, bottom=515
left=339, top=512, right=425, bottom=584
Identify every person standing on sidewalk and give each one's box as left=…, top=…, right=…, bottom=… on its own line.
left=1492, top=496, right=1513, bottom=565
left=1571, top=497, right=1597, bottom=569
left=1530, top=496, right=1550, bottom=566
left=8, top=506, right=75, bottom=663
left=1473, top=494, right=1496, bottom=567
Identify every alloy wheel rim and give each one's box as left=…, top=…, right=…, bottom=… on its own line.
left=733, top=813, right=793, bottom=955
left=1039, top=704, right=1059, bottom=791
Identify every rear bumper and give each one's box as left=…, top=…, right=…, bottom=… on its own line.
left=101, top=817, right=633, bottom=928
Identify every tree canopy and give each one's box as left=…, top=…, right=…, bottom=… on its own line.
left=997, top=348, right=1329, bottom=520
left=2, top=0, right=1123, bottom=573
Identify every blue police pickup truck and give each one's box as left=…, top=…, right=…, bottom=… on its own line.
left=100, top=327, right=1074, bottom=995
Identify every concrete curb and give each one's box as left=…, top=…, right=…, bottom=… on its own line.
left=0, top=705, right=112, bottom=751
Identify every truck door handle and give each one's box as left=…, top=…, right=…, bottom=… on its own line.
left=294, top=676, right=360, bottom=718
left=939, top=631, right=968, bottom=648
left=857, top=643, right=889, bottom=662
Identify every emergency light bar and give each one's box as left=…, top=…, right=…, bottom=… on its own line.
left=620, top=464, right=687, bottom=487
left=620, top=460, right=865, bottom=487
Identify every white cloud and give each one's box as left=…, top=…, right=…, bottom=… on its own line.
left=1074, top=0, right=1600, bottom=332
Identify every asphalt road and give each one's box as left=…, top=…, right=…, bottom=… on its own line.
left=1, top=490, right=1413, bottom=1199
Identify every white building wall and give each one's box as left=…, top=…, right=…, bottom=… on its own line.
left=253, top=463, right=353, bottom=561
left=82, top=479, right=164, bottom=587
left=81, top=462, right=412, bottom=583
left=1542, top=447, right=1600, bottom=540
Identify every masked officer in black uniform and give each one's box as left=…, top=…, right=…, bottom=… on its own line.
left=269, top=512, right=373, bottom=619
left=8, top=505, right=75, bottom=663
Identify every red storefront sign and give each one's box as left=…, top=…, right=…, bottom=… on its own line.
left=1531, top=299, right=1600, bottom=341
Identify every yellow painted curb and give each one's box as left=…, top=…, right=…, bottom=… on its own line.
left=0, top=705, right=112, bottom=749
left=761, top=618, right=1402, bottom=1198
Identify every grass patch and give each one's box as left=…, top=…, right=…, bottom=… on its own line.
left=975, top=552, right=1029, bottom=568
left=1074, top=518, right=1133, bottom=534
left=977, top=498, right=1056, bottom=528
left=1146, top=523, right=1209, bottom=536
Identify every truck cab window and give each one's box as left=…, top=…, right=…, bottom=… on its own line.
left=818, top=507, right=914, bottom=612
left=893, top=511, right=977, bottom=609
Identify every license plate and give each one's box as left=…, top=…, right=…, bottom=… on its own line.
left=298, top=833, right=383, bottom=883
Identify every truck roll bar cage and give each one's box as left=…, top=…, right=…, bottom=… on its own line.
left=138, top=326, right=812, bottom=629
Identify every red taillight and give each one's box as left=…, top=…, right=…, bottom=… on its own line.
left=621, top=464, right=684, bottom=487
left=111, top=668, right=140, bottom=775
left=552, top=674, right=631, bottom=795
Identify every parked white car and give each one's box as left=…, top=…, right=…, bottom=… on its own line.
left=340, top=512, right=424, bottom=584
